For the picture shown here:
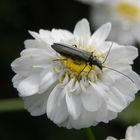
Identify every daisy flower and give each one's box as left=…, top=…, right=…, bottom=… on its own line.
left=106, top=123, right=140, bottom=140
left=11, top=19, right=140, bottom=129
left=77, top=0, right=140, bottom=45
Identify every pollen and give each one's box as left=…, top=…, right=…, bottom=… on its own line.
left=62, top=58, right=95, bottom=78
left=116, top=2, right=140, bottom=21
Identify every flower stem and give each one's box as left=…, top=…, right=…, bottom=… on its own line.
left=84, top=127, right=96, bottom=140
left=0, top=98, right=24, bottom=112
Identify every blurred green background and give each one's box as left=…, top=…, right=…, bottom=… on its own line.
left=0, top=0, right=140, bottom=140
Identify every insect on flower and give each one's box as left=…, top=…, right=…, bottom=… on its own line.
left=11, top=19, right=140, bottom=129
left=51, top=43, right=134, bottom=82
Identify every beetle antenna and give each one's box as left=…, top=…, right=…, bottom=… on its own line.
left=102, top=42, right=113, bottom=64
left=103, top=65, right=134, bottom=83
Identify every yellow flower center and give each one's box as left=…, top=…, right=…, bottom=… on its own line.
left=64, top=58, right=95, bottom=75
left=116, top=2, right=140, bottom=21
left=59, top=46, right=104, bottom=81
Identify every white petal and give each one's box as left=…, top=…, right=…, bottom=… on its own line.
left=81, top=82, right=102, bottom=112
left=39, top=71, right=58, bottom=94
left=11, top=54, right=53, bottom=75
left=17, top=75, right=40, bottom=97
left=96, top=41, right=112, bottom=53
left=105, top=137, right=117, bottom=140
left=28, top=31, right=41, bottom=41
left=24, top=39, right=41, bottom=48
left=12, top=74, right=24, bottom=88
left=102, top=67, right=139, bottom=111
left=95, top=103, right=108, bottom=122
left=65, top=79, right=81, bottom=120
left=47, top=85, right=68, bottom=124
left=23, top=93, right=48, bottom=116
left=89, top=23, right=111, bottom=46
left=66, top=93, right=81, bottom=120
left=60, top=73, right=69, bottom=85
left=107, top=87, right=127, bottom=112
left=20, top=48, right=53, bottom=58
left=105, top=110, right=117, bottom=123
left=107, top=44, right=138, bottom=65
left=67, top=108, right=97, bottom=129
left=51, top=29, right=73, bottom=43
left=39, top=29, right=54, bottom=45
left=11, top=59, right=39, bottom=76
left=113, top=77, right=137, bottom=102
left=126, top=124, right=140, bottom=140
left=103, top=66, right=132, bottom=84
left=128, top=71, right=140, bottom=90
left=24, top=38, right=55, bottom=54
left=74, top=18, right=90, bottom=45
left=51, top=29, right=65, bottom=42
left=101, top=71, right=115, bottom=86
left=54, top=29, right=73, bottom=40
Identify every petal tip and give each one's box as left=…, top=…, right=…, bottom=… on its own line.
left=105, top=22, right=112, bottom=31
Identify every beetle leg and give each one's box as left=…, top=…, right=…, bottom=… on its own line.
left=52, top=58, right=67, bottom=61
left=77, top=63, right=87, bottom=79
left=87, top=66, right=93, bottom=79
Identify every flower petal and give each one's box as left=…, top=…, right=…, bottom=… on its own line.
left=24, top=39, right=41, bottom=49
left=81, top=82, right=102, bottom=112
left=51, top=29, right=73, bottom=42
left=106, top=87, right=127, bottom=112
left=28, top=31, right=41, bottom=41
left=65, top=79, right=81, bottom=120
left=74, top=18, right=90, bottom=45
left=128, top=71, right=140, bottom=90
left=95, top=103, right=109, bottom=123
left=39, top=71, right=58, bottom=94
left=105, top=137, right=117, bottom=140
left=47, top=85, right=68, bottom=124
left=20, top=48, right=53, bottom=58
left=25, top=36, right=55, bottom=54
left=17, top=75, right=40, bottom=97
left=39, top=29, right=54, bottom=45
left=65, top=107, right=97, bottom=129
left=89, top=22, right=111, bottom=46
left=106, top=44, right=138, bottom=65
left=12, top=74, right=24, bottom=88
left=23, top=93, right=48, bottom=116
left=126, top=124, right=140, bottom=140
left=11, top=56, right=45, bottom=75
left=51, top=29, right=66, bottom=43
left=113, top=80, right=136, bottom=102
left=66, top=93, right=82, bottom=120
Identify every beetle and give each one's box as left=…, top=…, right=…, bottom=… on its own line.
left=51, top=43, right=103, bottom=70
left=51, top=43, right=134, bottom=83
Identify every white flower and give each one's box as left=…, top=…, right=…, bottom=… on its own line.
left=77, top=0, right=140, bottom=45
left=106, top=123, right=140, bottom=140
left=11, top=19, right=140, bottom=129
